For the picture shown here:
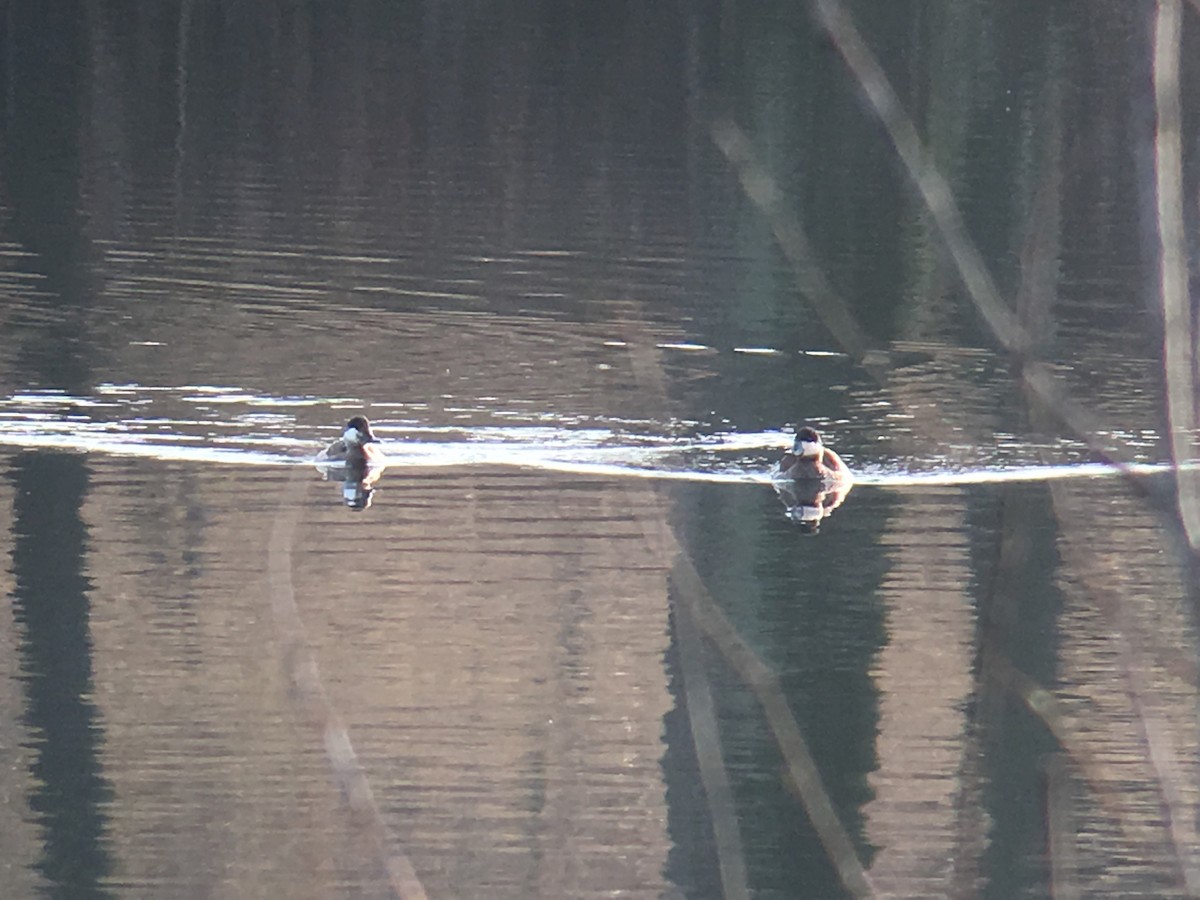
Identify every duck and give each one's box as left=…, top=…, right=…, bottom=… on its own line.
left=316, top=415, right=387, bottom=470
left=775, top=426, right=851, bottom=482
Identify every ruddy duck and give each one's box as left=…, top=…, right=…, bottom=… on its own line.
left=316, top=415, right=387, bottom=469
left=775, top=426, right=851, bottom=482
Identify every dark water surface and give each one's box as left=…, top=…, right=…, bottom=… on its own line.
left=2, top=3, right=1199, bottom=899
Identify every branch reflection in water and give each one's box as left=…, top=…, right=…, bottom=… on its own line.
left=709, top=1, right=1200, bottom=893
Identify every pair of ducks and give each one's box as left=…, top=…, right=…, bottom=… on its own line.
left=319, top=417, right=849, bottom=481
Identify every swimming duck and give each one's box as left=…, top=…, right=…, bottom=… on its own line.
left=316, top=415, right=387, bottom=470
left=775, top=426, right=851, bottom=482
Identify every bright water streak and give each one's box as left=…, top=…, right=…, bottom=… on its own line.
left=0, top=386, right=1174, bottom=487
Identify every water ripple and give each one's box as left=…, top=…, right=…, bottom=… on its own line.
left=0, top=385, right=1174, bottom=487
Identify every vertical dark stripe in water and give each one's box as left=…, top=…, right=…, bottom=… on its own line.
left=661, top=601, right=724, bottom=899
left=9, top=452, right=115, bottom=899
left=4, top=1, right=111, bottom=890
left=975, top=485, right=1062, bottom=899
left=0, top=0, right=93, bottom=391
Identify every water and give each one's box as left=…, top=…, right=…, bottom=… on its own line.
left=2, top=3, right=1198, bottom=899
left=0, top=383, right=1170, bottom=486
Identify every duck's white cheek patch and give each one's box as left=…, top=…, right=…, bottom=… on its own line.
left=799, top=441, right=821, bottom=457
left=343, top=428, right=360, bottom=445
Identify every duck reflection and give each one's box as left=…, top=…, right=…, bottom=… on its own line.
left=314, top=416, right=387, bottom=511
left=772, top=426, right=854, bottom=533
left=772, top=475, right=853, bottom=533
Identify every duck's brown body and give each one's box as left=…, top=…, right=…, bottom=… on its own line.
left=773, top=426, right=851, bottom=483
left=775, top=447, right=849, bottom=481
left=316, top=415, right=386, bottom=469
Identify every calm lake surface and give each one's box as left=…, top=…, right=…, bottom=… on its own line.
left=2, top=3, right=1199, bottom=898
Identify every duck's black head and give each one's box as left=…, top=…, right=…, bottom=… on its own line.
left=343, top=416, right=377, bottom=444
left=792, top=426, right=823, bottom=455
